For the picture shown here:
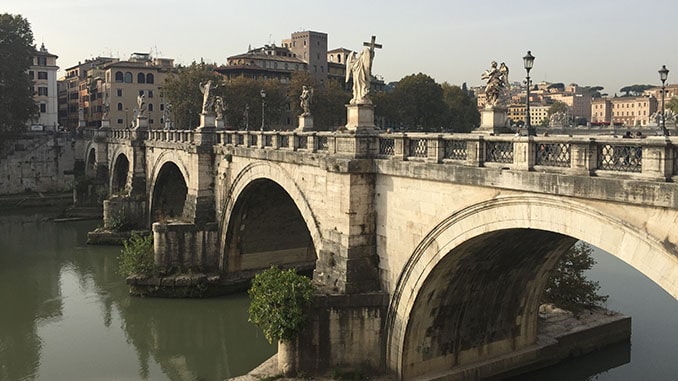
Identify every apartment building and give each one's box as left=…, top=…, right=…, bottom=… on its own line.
left=591, top=96, right=657, bottom=126
left=103, top=53, right=173, bottom=129
left=29, top=43, right=59, bottom=130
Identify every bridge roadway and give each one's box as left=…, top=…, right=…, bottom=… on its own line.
left=82, top=126, right=678, bottom=379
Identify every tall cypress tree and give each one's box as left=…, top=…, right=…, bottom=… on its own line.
left=0, top=14, right=36, bottom=135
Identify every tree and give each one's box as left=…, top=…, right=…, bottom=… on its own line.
left=374, top=73, right=447, bottom=131
left=619, top=84, right=653, bottom=97
left=548, top=101, right=569, bottom=116
left=0, top=14, right=37, bottom=135
left=248, top=266, right=315, bottom=344
left=162, top=62, right=222, bottom=129
left=441, top=82, right=480, bottom=132
left=542, top=242, right=608, bottom=316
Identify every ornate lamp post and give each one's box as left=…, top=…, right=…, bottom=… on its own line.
left=260, top=89, right=266, bottom=131
left=659, top=65, right=669, bottom=136
left=523, top=51, right=535, bottom=136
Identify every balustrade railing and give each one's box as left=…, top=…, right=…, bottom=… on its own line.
left=444, top=139, right=467, bottom=161
left=408, top=138, right=428, bottom=158
left=535, top=143, right=571, bottom=167
left=485, top=141, right=514, bottom=164
left=98, top=129, right=677, bottom=179
left=597, top=143, right=642, bottom=172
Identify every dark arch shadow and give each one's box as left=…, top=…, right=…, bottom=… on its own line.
left=401, top=228, right=576, bottom=379
left=222, top=178, right=315, bottom=273
left=150, top=162, right=188, bottom=223
left=111, top=154, right=129, bottom=195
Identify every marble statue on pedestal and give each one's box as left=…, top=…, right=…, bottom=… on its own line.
left=481, top=61, right=509, bottom=107
left=300, top=86, right=313, bottom=116
left=199, top=80, right=218, bottom=114
left=346, top=36, right=382, bottom=105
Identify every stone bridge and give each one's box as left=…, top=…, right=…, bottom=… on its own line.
left=82, top=125, right=678, bottom=379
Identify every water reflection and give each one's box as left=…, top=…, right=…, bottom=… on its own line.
left=0, top=211, right=274, bottom=381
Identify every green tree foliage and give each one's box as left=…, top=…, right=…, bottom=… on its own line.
left=118, top=233, right=155, bottom=278
left=221, top=76, right=288, bottom=130
left=542, top=242, right=608, bottom=316
left=280, top=71, right=349, bottom=130
left=547, top=101, right=570, bottom=116
left=162, top=62, right=222, bottom=129
left=441, top=82, right=480, bottom=132
left=374, top=74, right=478, bottom=132
left=248, top=266, right=316, bottom=344
left=619, top=84, right=653, bottom=97
left=0, top=14, right=37, bottom=135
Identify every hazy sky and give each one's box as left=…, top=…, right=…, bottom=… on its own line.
left=6, top=0, right=678, bottom=94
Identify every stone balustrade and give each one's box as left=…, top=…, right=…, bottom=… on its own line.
left=98, top=127, right=678, bottom=181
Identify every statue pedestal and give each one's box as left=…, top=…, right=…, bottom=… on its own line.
left=133, top=116, right=149, bottom=130
left=296, top=115, right=314, bottom=132
left=345, top=103, right=378, bottom=135
left=197, top=113, right=216, bottom=130
left=215, top=118, right=225, bottom=130
left=476, top=107, right=511, bottom=134
left=100, top=119, right=111, bottom=130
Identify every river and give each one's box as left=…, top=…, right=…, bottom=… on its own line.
left=0, top=210, right=676, bottom=381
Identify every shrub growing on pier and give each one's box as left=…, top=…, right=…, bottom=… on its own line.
left=543, top=242, right=609, bottom=316
left=248, top=266, right=316, bottom=344
left=118, top=232, right=154, bottom=278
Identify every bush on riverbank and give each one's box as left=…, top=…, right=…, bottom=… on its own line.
left=118, top=232, right=155, bottom=277
left=248, top=266, right=316, bottom=344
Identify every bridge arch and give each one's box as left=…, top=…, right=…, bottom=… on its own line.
left=110, top=152, right=130, bottom=195
left=385, top=195, right=678, bottom=379
left=148, top=154, right=190, bottom=223
left=85, top=145, right=96, bottom=178
left=219, top=162, right=322, bottom=273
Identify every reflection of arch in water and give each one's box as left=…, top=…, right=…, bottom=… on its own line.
left=110, top=153, right=130, bottom=195
left=386, top=195, right=678, bottom=379
left=149, top=161, right=188, bottom=223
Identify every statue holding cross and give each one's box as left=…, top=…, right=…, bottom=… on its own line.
left=346, top=35, right=382, bottom=104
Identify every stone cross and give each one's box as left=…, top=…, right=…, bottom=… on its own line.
left=363, top=35, right=382, bottom=54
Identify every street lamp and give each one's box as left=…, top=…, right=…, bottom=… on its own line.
left=659, top=65, right=669, bottom=136
left=260, top=89, right=266, bottom=131
left=523, top=51, right=535, bottom=136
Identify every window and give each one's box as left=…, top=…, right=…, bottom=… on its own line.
left=38, top=71, right=48, bottom=80
left=37, top=56, right=47, bottom=66
left=160, top=103, right=164, bottom=111
left=146, top=73, right=154, bottom=84
left=40, top=103, right=47, bottom=113
left=38, top=87, right=48, bottom=96
left=148, top=104, right=154, bottom=112
left=29, top=71, right=34, bottom=79
left=117, top=103, right=123, bottom=111
left=139, top=90, right=144, bottom=96
left=117, top=119, right=123, bottom=124
left=137, top=73, right=146, bottom=84
left=124, top=72, right=132, bottom=83
left=117, top=89, right=122, bottom=97
left=148, top=90, right=153, bottom=98
left=115, top=71, right=124, bottom=82
left=149, top=119, right=154, bottom=124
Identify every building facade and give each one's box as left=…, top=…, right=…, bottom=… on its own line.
left=29, top=44, right=59, bottom=130
left=103, top=53, right=174, bottom=129
left=591, top=96, right=657, bottom=126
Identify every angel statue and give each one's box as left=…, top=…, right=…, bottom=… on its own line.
left=136, top=93, right=147, bottom=117
left=199, top=80, right=218, bottom=114
left=214, top=96, right=226, bottom=120
left=299, top=85, right=313, bottom=116
left=481, top=61, right=510, bottom=107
